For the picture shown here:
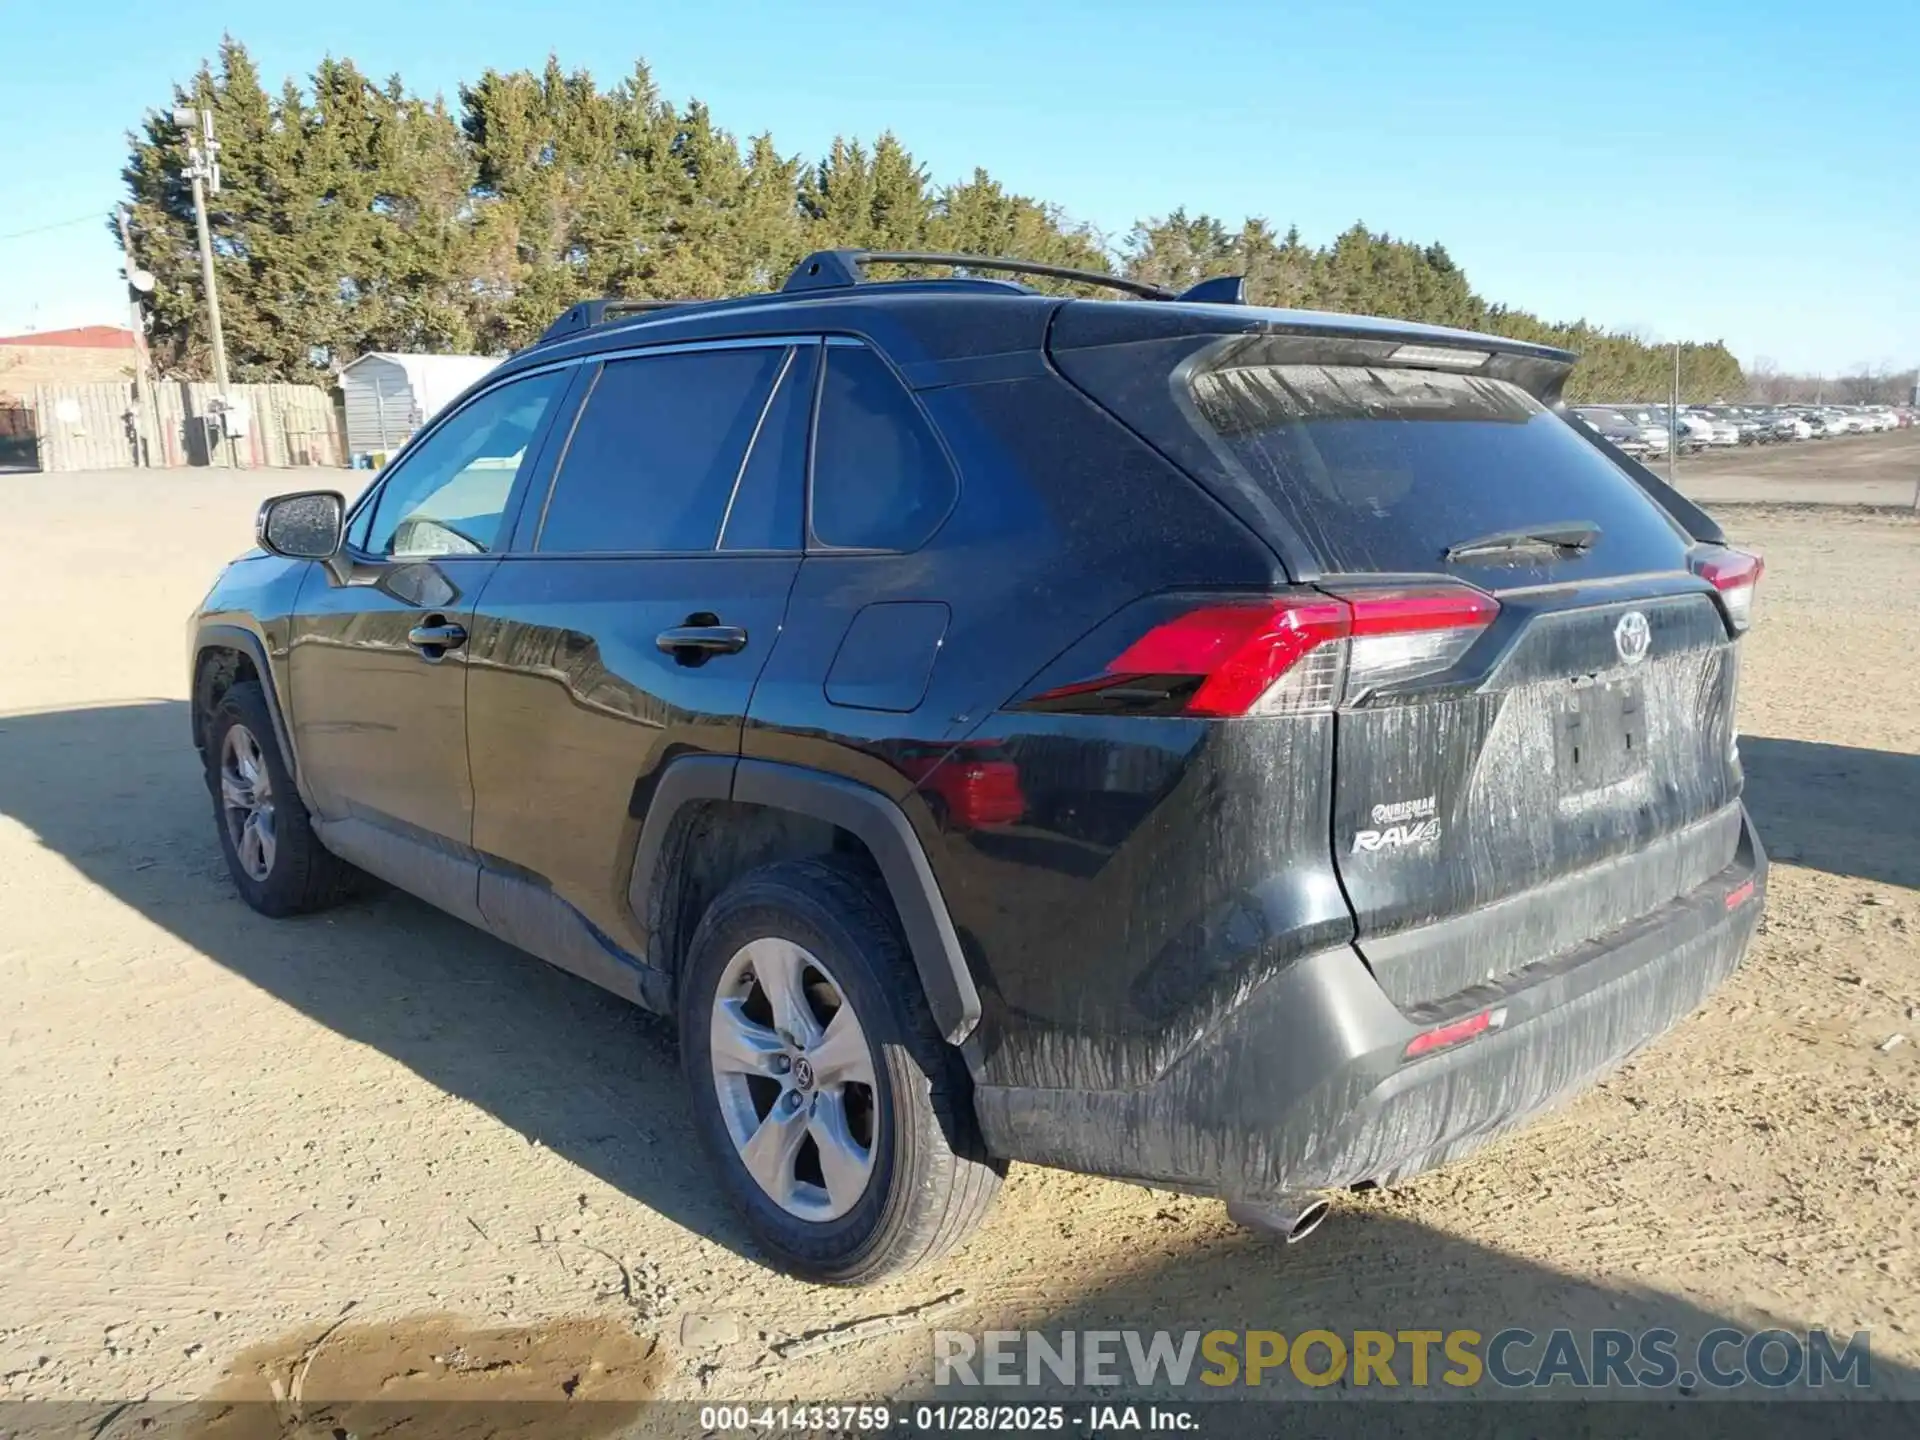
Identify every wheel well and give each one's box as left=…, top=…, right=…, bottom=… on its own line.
left=191, top=646, right=259, bottom=753
left=644, top=799, right=887, bottom=985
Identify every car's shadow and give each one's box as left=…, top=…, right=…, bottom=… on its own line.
left=0, top=698, right=752, bottom=1261
left=984, top=1212, right=1920, bottom=1419
left=1739, top=735, right=1920, bottom=888
left=5, top=699, right=1919, bottom=1406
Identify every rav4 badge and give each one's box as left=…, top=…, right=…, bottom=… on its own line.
left=1352, top=818, right=1442, bottom=853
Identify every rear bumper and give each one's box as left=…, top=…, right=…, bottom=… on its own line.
left=973, top=810, right=1766, bottom=1200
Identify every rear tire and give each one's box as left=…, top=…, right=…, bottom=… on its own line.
left=204, top=681, right=359, bottom=917
left=679, top=857, right=1004, bottom=1285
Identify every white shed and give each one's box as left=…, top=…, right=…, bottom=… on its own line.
left=339, top=352, right=501, bottom=455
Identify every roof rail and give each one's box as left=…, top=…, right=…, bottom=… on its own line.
left=530, top=256, right=1251, bottom=349
left=781, top=249, right=1243, bottom=303
left=537, top=297, right=692, bottom=345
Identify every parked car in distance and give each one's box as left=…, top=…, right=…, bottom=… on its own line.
left=1638, top=406, right=1706, bottom=453
left=1709, top=407, right=1773, bottom=444
left=1692, top=409, right=1740, bottom=447
left=1572, top=406, right=1653, bottom=454
left=187, top=250, right=1769, bottom=1281
left=1613, top=406, right=1676, bottom=453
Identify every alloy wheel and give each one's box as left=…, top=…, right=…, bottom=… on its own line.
left=219, top=723, right=277, bottom=882
left=709, top=937, right=878, bottom=1221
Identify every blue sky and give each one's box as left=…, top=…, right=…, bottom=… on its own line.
left=1, top=0, right=1913, bottom=375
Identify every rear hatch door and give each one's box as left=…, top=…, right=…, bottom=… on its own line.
left=1052, top=316, right=1748, bottom=1010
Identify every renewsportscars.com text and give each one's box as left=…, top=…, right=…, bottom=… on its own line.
left=934, top=1327, right=1872, bottom=1392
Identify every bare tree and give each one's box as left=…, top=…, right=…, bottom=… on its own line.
left=1746, top=355, right=1784, bottom=403
left=1837, top=365, right=1889, bottom=403
left=1737, top=362, right=1916, bottom=406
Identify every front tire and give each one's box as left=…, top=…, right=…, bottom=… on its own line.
left=679, top=857, right=1004, bottom=1285
left=204, top=681, right=358, bottom=917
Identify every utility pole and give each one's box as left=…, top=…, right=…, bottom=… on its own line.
left=1668, top=343, right=1679, bottom=483
left=114, top=205, right=158, bottom=467
left=173, top=105, right=234, bottom=462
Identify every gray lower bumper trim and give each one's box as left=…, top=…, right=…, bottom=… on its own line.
left=975, top=814, right=1765, bottom=1199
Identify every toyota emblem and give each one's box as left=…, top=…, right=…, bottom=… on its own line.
left=1614, top=610, right=1651, bottom=665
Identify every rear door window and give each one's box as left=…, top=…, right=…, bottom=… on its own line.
left=811, top=346, right=956, bottom=551
left=1186, top=364, right=1691, bottom=576
left=537, top=346, right=786, bottom=554
left=719, top=345, right=815, bottom=553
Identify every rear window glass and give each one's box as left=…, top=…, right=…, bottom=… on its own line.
left=1186, top=365, right=1690, bottom=575
left=811, top=347, right=956, bottom=551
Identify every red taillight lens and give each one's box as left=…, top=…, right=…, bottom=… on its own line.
left=1031, top=584, right=1497, bottom=718
left=1107, top=598, right=1351, bottom=717
left=1346, top=587, right=1502, bottom=636
left=1403, top=1006, right=1507, bottom=1061
left=1691, top=546, right=1763, bottom=632
left=1337, top=586, right=1502, bottom=704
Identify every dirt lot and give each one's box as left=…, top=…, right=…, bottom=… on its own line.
left=1, top=447, right=1917, bottom=1411
left=1668, top=426, right=1920, bottom=509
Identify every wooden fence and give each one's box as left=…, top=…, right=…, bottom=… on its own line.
left=25, top=381, right=346, bottom=472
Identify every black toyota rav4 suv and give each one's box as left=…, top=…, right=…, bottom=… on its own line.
left=189, top=250, right=1767, bottom=1284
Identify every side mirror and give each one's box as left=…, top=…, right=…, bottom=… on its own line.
left=257, top=491, right=345, bottom=559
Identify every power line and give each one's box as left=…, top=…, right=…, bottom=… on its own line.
left=0, top=212, right=107, bottom=242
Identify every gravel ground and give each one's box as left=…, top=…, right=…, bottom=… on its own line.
left=0, top=455, right=1915, bottom=1411
left=1668, top=426, right=1920, bottom=509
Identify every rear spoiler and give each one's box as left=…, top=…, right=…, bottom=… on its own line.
left=1050, top=303, right=1580, bottom=405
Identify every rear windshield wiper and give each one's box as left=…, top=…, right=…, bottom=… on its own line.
left=1445, top=521, right=1601, bottom=562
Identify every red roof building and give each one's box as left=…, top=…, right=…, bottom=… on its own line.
left=0, top=325, right=137, bottom=349
left=0, top=326, right=139, bottom=395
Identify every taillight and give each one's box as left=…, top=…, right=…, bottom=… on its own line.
left=1024, top=583, right=1498, bottom=718
left=1692, top=546, right=1763, bottom=633
left=1403, top=1006, right=1508, bottom=1061
left=1339, top=587, right=1503, bottom=704
left=1106, top=597, right=1351, bottom=716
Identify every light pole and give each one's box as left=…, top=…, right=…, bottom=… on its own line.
left=115, top=204, right=158, bottom=466
left=1668, top=343, right=1679, bottom=484
left=172, top=106, right=231, bottom=403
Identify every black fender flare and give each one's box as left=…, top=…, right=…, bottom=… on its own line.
left=628, top=755, right=982, bottom=1046
left=192, top=622, right=303, bottom=794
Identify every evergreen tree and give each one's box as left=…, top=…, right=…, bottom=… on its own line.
left=926, top=168, right=1107, bottom=289
left=1121, top=209, right=1236, bottom=292
left=801, top=133, right=934, bottom=262
left=117, top=38, right=1746, bottom=403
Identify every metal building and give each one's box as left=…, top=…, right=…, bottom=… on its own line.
left=338, top=353, right=499, bottom=457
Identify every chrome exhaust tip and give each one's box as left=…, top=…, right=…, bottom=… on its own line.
left=1225, top=1194, right=1332, bottom=1243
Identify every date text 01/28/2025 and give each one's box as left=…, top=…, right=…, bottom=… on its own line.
left=697, top=1405, right=1198, bottom=1432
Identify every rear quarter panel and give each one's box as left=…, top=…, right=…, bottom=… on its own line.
left=746, top=368, right=1354, bottom=1093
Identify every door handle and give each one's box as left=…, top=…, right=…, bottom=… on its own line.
left=407, top=619, right=467, bottom=656
left=655, top=624, right=748, bottom=657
